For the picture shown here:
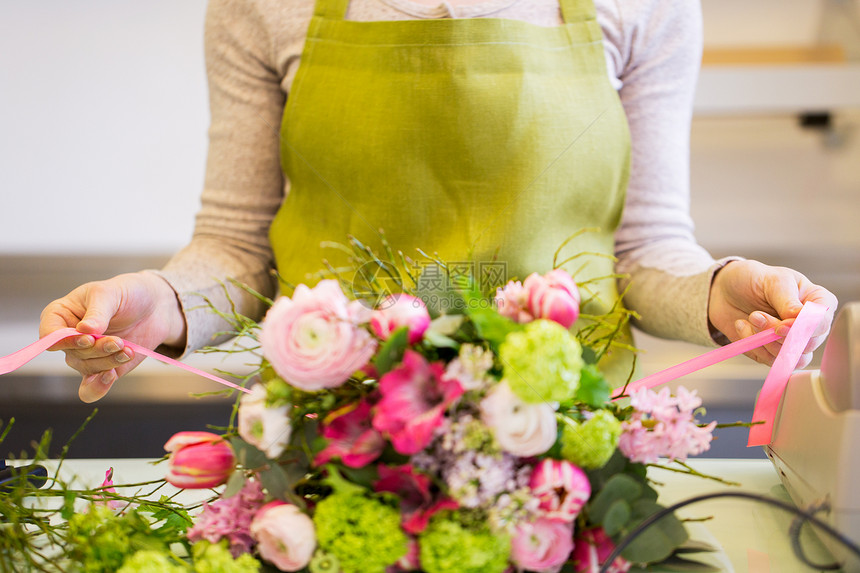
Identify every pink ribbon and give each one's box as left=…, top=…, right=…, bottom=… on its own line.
left=0, top=327, right=250, bottom=394
left=612, top=301, right=827, bottom=447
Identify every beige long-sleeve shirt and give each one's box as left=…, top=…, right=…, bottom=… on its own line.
left=159, top=0, right=733, bottom=353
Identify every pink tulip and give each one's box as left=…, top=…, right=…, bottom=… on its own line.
left=250, top=501, right=316, bottom=572
left=529, top=459, right=591, bottom=522
left=260, top=281, right=377, bottom=391
left=570, top=528, right=631, bottom=573
left=510, top=518, right=574, bottom=573
left=496, top=270, right=580, bottom=328
left=164, top=431, right=235, bottom=489
left=371, top=294, right=431, bottom=344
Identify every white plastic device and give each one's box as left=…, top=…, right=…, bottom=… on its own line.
left=766, top=302, right=860, bottom=571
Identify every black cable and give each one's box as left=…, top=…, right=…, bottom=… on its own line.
left=789, top=502, right=842, bottom=571
left=597, top=491, right=860, bottom=573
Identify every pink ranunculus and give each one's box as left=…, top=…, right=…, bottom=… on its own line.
left=571, top=528, right=631, bottom=573
left=495, top=280, right=532, bottom=323
left=164, top=431, right=235, bottom=489
left=480, top=381, right=557, bottom=457
left=374, top=464, right=459, bottom=535
left=529, top=459, right=591, bottom=522
left=510, top=518, right=575, bottom=573
left=250, top=501, right=316, bottom=572
left=260, top=280, right=377, bottom=391
left=238, top=384, right=292, bottom=459
left=371, top=294, right=431, bottom=344
left=314, top=399, right=385, bottom=468
left=372, top=350, right=464, bottom=455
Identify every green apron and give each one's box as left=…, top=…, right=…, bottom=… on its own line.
left=270, top=0, right=634, bottom=383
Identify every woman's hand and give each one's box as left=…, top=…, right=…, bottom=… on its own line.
left=708, top=260, right=837, bottom=368
left=39, top=272, right=187, bottom=403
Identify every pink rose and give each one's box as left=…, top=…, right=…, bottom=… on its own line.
left=371, top=294, right=431, bottom=344
left=496, top=270, right=580, bottom=328
left=164, top=431, right=235, bottom=489
left=250, top=501, right=316, bottom=572
left=480, top=381, right=557, bottom=457
left=260, top=280, right=377, bottom=391
left=510, top=518, right=574, bottom=573
left=530, top=459, right=591, bottom=522
left=571, top=528, right=631, bottom=573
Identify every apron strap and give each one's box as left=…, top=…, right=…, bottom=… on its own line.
left=313, top=0, right=350, bottom=20
left=559, top=0, right=596, bottom=23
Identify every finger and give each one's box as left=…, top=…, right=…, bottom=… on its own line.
left=763, top=271, right=805, bottom=321
left=66, top=347, right=134, bottom=376
left=795, top=351, right=815, bottom=370
left=736, top=318, right=778, bottom=366
left=76, top=286, right=123, bottom=335
left=79, top=370, right=117, bottom=403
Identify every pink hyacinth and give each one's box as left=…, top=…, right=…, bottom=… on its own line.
left=511, top=518, right=575, bottom=573
left=617, top=386, right=716, bottom=464
left=372, top=350, right=465, bottom=455
left=375, top=464, right=459, bottom=534
left=260, top=280, right=377, bottom=391
left=571, top=528, right=631, bottom=573
left=371, top=294, right=431, bottom=344
left=315, top=399, right=386, bottom=468
left=496, top=269, right=580, bottom=328
left=529, top=459, right=591, bottom=522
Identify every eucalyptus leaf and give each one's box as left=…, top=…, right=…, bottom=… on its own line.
left=654, top=555, right=723, bottom=572
left=222, top=470, right=247, bottom=499
left=230, top=437, right=269, bottom=470
left=620, top=500, right=689, bottom=563
left=603, top=499, right=632, bottom=536
left=588, top=473, right=644, bottom=524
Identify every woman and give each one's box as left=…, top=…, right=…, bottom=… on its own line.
left=40, top=0, right=836, bottom=402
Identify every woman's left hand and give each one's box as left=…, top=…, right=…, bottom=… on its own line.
left=708, top=260, right=838, bottom=368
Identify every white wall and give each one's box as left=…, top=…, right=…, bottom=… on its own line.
left=0, top=1, right=209, bottom=254
left=1, top=0, right=858, bottom=264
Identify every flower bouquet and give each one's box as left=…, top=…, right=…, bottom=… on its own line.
left=154, top=251, right=721, bottom=573
left=1, top=245, right=724, bottom=573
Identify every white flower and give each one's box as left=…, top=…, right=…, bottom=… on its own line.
left=238, top=385, right=292, bottom=459
left=480, top=381, right=557, bottom=457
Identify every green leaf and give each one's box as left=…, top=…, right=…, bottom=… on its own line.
left=602, top=500, right=631, bottom=536
left=620, top=499, right=689, bottom=563
left=373, top=327, right=409, bottom=377
left=230, top=437, right=269, bottom=470
left=466, top=307, right=523, bottom=350
left=222, top=470, right=247, bottom=498
left=573, top=363, right=611, bottom=408
left=588, top=474, right=643, bottom=524
left=60, top=490, right=76, bottom=520
left=657, top=555, right=723, bottom=572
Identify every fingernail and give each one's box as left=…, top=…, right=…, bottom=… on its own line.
left=100, top=372, right=114, bottom=385
left=116, top=350, right=131, bottom=363
left=776, top=325, right=790, bottom=337
left=104, top=341, right=122, bottom=354
left=734, top=319, right=746, bottom=334
left=750, top=312, right=767, bottom=329
left=76, top=336, right=94, bottom=348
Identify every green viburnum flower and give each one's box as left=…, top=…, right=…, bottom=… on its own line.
left=309, top=549, right=341, bottom=573
left=66, top=506, right=161, bottom=572
left=560, top=409, right=622, bottom=469
left=313, top=492, right=408, bottom=573
left=419, top=513, right=511, bottom=573
left=191, top=541, right=260, bottom=573
left=498, top=319, right=583, bottom=403
left=116, top=550, right=186, bottom=573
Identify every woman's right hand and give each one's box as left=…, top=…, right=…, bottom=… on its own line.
left=39, top=271, right=187, bottom=403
